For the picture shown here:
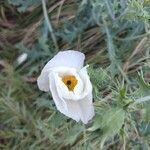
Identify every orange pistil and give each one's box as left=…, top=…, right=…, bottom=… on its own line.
left=62, top=75, right=78, bottom=91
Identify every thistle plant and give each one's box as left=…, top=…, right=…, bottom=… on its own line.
left=0, top=0, right=150, bottom=149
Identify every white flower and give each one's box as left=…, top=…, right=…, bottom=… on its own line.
left=37, top=50, right=94, bottom=124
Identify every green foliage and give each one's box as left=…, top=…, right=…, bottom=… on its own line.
left=8, top=0, right=41, bottom=12
left=89, top=107, right=125, bottom=148
left=1, top=0, right=150, bottom=149
left=143, top=103, right=150, bottom=122
left=125, top=0, right=150, bottom=22
left=88, top=65, right=111, bottom=89
left=57, top=0, right=93, bottom=42
left=137, top=71, right=150, bottom=95
left=88, top=65, right=111, bottom=99
left=64, top=124, right=84, bottom=145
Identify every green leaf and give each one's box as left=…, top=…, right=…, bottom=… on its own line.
left=137, top=71, right=150, bottom=96
left=88, top=66, right=111, bottom=89
left=139, top=121, right=150, bottom=138
left=89, top=107, right=125, bottom=148
left=89, top=107, right=125, bottom=140
left=124, top=0, right=150, bottom=22
left=8, top=0, right=41, bottom=12
left=36, top=120, right=57, bottom=143
left=0, top=129, right=15, bottom=139
left=64, top=124, right=84, bottom=145
left=35, top=98, right=53, bottom=109
left=143, top=103, right=150, bottom=122
left=57, top=0, right=93, bottom=42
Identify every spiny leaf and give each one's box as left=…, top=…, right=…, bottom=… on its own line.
left=137, top=71, right=150, bottom=95
left=124, top=0, right=150, bottom=22
left=89, top=107, right=125, bottom=137
left=89, top=107, right=125, bottom=148
left=64, top=124, right=84, bottom=145
left=88, top=65, right=111, bottom=89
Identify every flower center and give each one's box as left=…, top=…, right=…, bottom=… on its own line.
left=62, top=75, right=78, bottom=91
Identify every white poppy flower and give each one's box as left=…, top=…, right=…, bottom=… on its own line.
left=37, top=50, right=94, bottom=124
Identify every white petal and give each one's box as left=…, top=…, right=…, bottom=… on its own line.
left=45, top=66, right=84, bottom=101
left=48, top=73, right=68, bottom=113
left=63, top=100, right=81, bottom=122
left=78, top=94, right=95, bottom=124
left=58, top=66, right=92, bottom=101
left=37, top=73, right=50, bottom=91
left=49, top=72, right=80, bottom=122
left=37, top=50, right=85, bottom=91
left=64, top=93, right=94, bottom=124
left=55, top=71, right=84, bottom=101
left=42, top=50, right=85, bottom=72
left=48, top=70, right=94, bottom=124
left=79, top=66, right=92, bottom=93
left=66, top=66, right=94, bottom=124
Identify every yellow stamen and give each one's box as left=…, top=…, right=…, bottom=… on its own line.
left=62, top=75, right=78, bottom=91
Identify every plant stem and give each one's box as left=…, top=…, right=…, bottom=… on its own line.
left=42, top=0, right=59, bottom=50
left=134, top=96, right=150, bottom=105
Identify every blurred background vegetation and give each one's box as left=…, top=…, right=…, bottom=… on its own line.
left=0, top=0, right=150, bottom=149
